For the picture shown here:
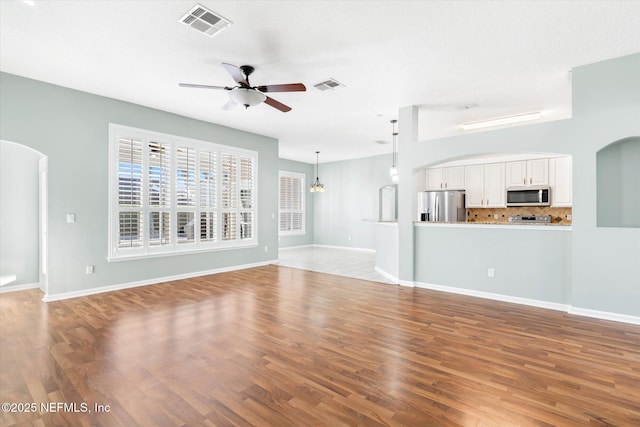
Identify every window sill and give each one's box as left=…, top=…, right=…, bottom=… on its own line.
left=279, top=231, right=306, bottom=236
left=108, top=242, right=259, bottom=262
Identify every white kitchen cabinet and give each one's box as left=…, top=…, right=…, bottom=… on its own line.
left=464, top=163, right=505, bottom=208
left=425, top=166, right=465, bottom=190
left=549, top=157, right=572, bottom=206
left=506, top=159, right=548, bottom=187
left=425, top=168, right=443, bottom=190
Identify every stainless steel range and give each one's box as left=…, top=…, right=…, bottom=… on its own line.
left=508, top=215, right=551, bottom=224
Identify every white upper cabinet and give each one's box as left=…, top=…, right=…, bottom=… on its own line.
left=425, top=166, right=465, bottom=190
left=464, top=163, right=505, bottom=208
left=506, top=159, right=549, bottom=187
left=549, top=157, right=572, bottom=207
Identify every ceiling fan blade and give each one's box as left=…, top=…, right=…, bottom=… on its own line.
left=256, top=83, right=306, bottom=93
left=263, top=96, right=292, bottom=112
left=222, top=99, right=237, bottom=110
left=222, top=63, right=248, bottom=86
left=179, top=83, right=230, bottom=90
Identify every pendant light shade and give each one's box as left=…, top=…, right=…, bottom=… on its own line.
left=389, top=119, right=399, bottom=182
left=310, top=151, right=325, bottom=192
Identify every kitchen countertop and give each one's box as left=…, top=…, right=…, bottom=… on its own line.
left=414, top=221, right=572, bottom=231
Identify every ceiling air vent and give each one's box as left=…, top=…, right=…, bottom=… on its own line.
left=180, top=4, right=232, bottom=38
left=313, top=78, right=345, bottom=91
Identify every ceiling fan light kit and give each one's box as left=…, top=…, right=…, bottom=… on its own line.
left=229, top=87, right=266, bottom=109
left=179, top=63, right=306, bottom=112
left=461, top=112, right=542, bottom=130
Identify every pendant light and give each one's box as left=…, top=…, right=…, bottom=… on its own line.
left=389, top=119, right=399, bottom=182
left=310, top=151, right=325, bottom=192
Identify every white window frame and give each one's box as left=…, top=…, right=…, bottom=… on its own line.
left=278, top=170, right=305, bottom=236
left=108, top=124, right=258, bottom=261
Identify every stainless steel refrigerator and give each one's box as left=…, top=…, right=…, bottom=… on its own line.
left=417, top=190, right=466, bottom=223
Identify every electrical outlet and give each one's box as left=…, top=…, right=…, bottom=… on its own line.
left=264, top=246, right=268, bottom=252
left=494, top=214, right=499, bottom=220
left=85, top=265, right=95, bottom=274
left=566, top=214, right=572, bottom=220
left=488, top=268, right=495, bottom=278
left=66, top=213, right=76, bottom=223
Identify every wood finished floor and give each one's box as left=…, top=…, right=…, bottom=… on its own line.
left=1, top=265, right=639, bottom=426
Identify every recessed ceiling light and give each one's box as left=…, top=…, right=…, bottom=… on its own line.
left=461, top=112, right=542, bottom=130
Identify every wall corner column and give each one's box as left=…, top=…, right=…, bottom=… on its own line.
left=397, top=106, right=418, bottom=285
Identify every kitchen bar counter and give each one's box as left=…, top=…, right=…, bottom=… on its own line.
left=414, top=221, right=571, bottom=231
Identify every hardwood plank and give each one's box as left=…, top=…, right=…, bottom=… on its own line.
left=1, top=264, right=639, bottom=426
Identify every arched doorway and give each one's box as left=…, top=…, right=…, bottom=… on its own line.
left=0, top=140, right=48, bottom=296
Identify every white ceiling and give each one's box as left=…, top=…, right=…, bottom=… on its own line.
left=1, top=1, right=639, bottom=164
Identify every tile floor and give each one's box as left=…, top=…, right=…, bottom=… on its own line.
left=277, top=246, right=395, bottom=284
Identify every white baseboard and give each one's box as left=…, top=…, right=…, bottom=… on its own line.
left=398, top=280, right=415, bottom=287
left=414, top=281, right=640, bottom=325
left=312, top=244, right=375, bottom=253
left=415, top=281, right=571, bottom=312
left=569, top=307, right=640, bottom=325
left=0, top=282, right=41, bottom=294
left=42, top=260, right=278, bottom=302
left=374, top=266, right=399, bottom=284
left=278, top=244, right=314, bottom=251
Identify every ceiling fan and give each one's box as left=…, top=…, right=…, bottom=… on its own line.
left=179, top=63, right=306, bottom=112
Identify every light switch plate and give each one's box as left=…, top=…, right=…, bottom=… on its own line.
left=66, top=213, right=76, bottom=223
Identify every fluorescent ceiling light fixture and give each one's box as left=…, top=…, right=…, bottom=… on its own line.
left=461, top=112, right=542, bottom=130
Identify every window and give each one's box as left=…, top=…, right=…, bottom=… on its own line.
left=109, top=124, right=257, bottom=261
left=279, top=171, right=305, bottom=235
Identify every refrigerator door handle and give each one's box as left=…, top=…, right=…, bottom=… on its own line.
left=435, top=193, right=439, bottom=222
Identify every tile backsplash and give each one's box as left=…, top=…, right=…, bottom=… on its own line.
left=466, top=207, right=572, bottom=224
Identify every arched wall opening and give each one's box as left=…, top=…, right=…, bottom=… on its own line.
left=0, top=140, right=48, bottom=295
left=596, top=136, right=640, bottom=228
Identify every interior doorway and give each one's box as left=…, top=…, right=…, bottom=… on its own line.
left=0, top=140, right=48, bottom=296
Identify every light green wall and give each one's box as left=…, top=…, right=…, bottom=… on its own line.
left=313, top=153, right=394, bottom=250
left=415, top=226, right=571, bottom=304
left=399, top=52, right=640, bottom=317
left=0, top=141, right=41, bottom=286
left=568, top=53, right=640, bottom=316
left=596, top=137, right=640, bottom=228
left=0, top=72, right=279, bottom=297
left=277, top=158, right=315, bottom=248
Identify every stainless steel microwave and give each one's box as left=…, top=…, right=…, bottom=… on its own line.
left=506, top=187, right=550, bottom=206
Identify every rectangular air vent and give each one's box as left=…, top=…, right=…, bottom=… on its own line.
left=313, top=78, right=345, bottom=91
left=180, top=4, right=232, bottom=38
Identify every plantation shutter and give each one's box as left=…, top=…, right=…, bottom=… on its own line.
left=221, top=153, right=237, bottom=241
left=117, top=138, right=143, bottom=247
left=199, top=150, right=217, bottom=242
left=239, top=156, right=254, bottom=240
left=110, top=124, right=257, bottom=259
left=279, top=171, right=304, bottom=234
left=148, top=141, right=171, bottom=246
left=176, top=146, right=196, bottom=243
